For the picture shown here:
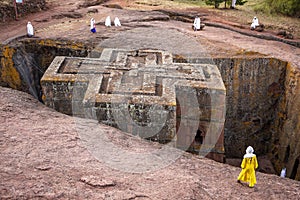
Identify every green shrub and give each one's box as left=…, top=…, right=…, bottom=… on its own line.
left=256, top=0, right=300, bottom=17
left=205, top=0, right=224, bottom=8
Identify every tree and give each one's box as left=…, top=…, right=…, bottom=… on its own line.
left=205, top=0, right=247, bottom=8
left=205, top=0, right=224, bottom=8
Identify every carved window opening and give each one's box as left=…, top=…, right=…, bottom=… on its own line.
left=195, top=129, right=204, bottom=145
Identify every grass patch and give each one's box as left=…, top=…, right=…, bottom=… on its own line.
left=171, top=0, right=208, bottom=7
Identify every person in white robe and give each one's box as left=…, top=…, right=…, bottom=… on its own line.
left=280, top=168, right=286, bottom=178
left=193, top=16, right=201, bottom=31
left=251, top=16, right=259, bottom=30
left=90, top=18, right=96, bottom=33
left=114, top=17, right=121, bottom=27
left=27, top=22, right=34, bottom=37
left=231, top=0, right=236, bottom=9
left=105, top=16, right=111, bottom=27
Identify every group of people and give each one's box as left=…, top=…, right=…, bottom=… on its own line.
left=90, top=16, right=121, bottom=33
left=229, top=0, right=261, bottom=30
left=192, top=15, right=260, bottom=32
left=26, top=16, right=122, bottom=37
left=105, top=16, right=121, bottom=27
left=27, top=14, right=261, bottom=37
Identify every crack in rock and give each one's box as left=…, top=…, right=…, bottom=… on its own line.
left=80, top=175, right=116, bottom=188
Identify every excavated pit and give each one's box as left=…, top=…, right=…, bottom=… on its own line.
left=0, top=39, right=299, bottom=180
left=0, top=39, right=89, bottom=101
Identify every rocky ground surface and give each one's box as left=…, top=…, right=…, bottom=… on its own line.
left=1, top=0, right=300, bottom=199
left=1, top=86, right=300, bottom=199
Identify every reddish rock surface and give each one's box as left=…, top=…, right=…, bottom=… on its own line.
left=1, top=86, right=300, bottom=199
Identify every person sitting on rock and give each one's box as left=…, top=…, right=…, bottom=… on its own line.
left=90, top=18, right=96, bottom=33
left=237, top=146, right=259, bottom=188
left=105, top=16, right=111, bottom=27
left=27, top=22, right=34, bottom=37
left=193, top=16, right=201, bottom=31
left=114, top=17, right=121, bottom=27
left=192, top=16, right=205, bottom=31
left=250, top=16, right=259, bottom=30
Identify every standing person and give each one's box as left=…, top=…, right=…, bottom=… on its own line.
left=90, top=18, right=96, bottom=33
left=105, top=16, right=111, bottom=27
left=280, top=168, right=286, bottom=178
left=231, top=0, right=237, bottom=9
left=193, top=16, right=200, bottom=31
left=114, top=17, right=121, bottom=27
left=237, top=146, right=259, bottom=188
left=27, top=22, right=34, bottom=37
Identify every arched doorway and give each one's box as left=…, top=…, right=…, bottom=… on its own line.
left=290, top=156, right=300, bottom=180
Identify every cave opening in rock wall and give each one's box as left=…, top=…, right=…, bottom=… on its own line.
left=0, top=40, right=299, bottom=180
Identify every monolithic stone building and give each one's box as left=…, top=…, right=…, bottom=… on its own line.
left=41, top=48, right=226, bottom=162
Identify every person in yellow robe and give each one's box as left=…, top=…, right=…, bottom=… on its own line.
left=237, top=146, right=258, bottom=187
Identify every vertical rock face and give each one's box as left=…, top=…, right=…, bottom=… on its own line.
left=215, top=57, right=300, bottom=180
left=0, top=46, right=21, bottom=89
left=215, top=58, right=287, bottom=158
left=0, top=39, right=88, bottom=100
left=272, top=63, right=300, bottom=180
